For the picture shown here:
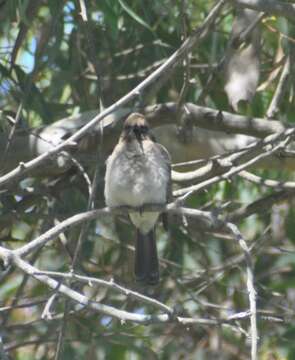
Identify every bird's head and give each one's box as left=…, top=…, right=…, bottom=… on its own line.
left=121, top=113, right=153, bottom=142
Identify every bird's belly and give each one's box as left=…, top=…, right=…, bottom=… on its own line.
left=106, top=157, right=167, bottom=207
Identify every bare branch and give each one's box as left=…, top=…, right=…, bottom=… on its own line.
left=14, top=204, right=218, bottom=258
left=239, top=170, right=295, bottom=190
left=33, top=270, right=173, bottom=314
left=227, top=189, right=295, bottom=222
left=234, top=0, right=295, bottom=20
left=174, top=128, right=295, bottom=199
left=225, top=223, right=257, bottom=360
left=266, top=54, right=291, bottom=119
left=146, top=102, right=286, bottom=138
left=0, top=245, right=242, bottom=326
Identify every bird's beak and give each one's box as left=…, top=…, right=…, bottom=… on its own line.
left=136, top=132, right=144, bottom=152
left=132, top=128, right=144, bottom=152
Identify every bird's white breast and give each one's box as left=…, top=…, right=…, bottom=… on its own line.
left=104, top=138, right=170, bottom=233
left=104, top=140, right=168, bottom=208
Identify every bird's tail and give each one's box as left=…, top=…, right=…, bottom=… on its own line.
left=134, top=229, right=159, bottom=285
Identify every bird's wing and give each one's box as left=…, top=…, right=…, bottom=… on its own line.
left=155, top=142, right=172, bottom=203
left=154, top=142, right=172, bottom=232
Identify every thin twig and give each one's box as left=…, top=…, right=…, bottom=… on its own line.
left=225, top=222, right=257, bottom=360
left=176, top=0, right=191, bottom=125
left=42, top=293, right=59, bottom=320
left=33, top=270, right=173, bottom=314
left=266, top=53, right=291, bottom=119
left=239, top=170, right=295, bottom=190
left=54, top=299, right=69, bottom=360
left=174, top=128, right=295, bottom=199
left=227, top=189, right=295, bottom=223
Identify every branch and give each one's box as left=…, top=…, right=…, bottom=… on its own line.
left=10, top=128, right=295, bottom=259
left=0, top=245, right=243, bottom=326
left=0, top=217, right=258, bottom=360
left=227, top=189, right=295, bottom=222
left=172, top=159, right=232, bottom=183
left=174, top=128, right=295, bottom=199
left=239, top=170, right=295, bottom=190
left=266, top=54, right=291, bottom=119
left=33, top=270, right=173, bottom=314
left=0, top=101, right=289, bottom=179
left=225, top=223, right=257, bottom=360
left=171, top=135, right=274, bottom=183
left=234, top=0, right=295, bottom=20
left=14, top=204, right=219, bottom=258
left=146, top=102, right=286, bottom=138
left=0, top=0, right=227, bottom=189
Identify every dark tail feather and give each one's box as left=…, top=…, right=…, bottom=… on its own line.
left=134, top=230, right=146, bottom=283
left=134, top=229, right=159, bottom=285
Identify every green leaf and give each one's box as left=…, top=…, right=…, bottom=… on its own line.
left=12, top=64, right=51, bottom=123
left=118, top=0, right=153, bottom=32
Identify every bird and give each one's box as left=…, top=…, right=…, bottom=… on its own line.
left=104, top=113, right=171, bottom=285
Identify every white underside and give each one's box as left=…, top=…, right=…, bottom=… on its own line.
left=104, top=139, right=169, bottom=234
left=129, top=212, right=159, bottom=234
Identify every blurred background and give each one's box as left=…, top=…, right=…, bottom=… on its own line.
left=0, top=0, right=295, bottom=359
